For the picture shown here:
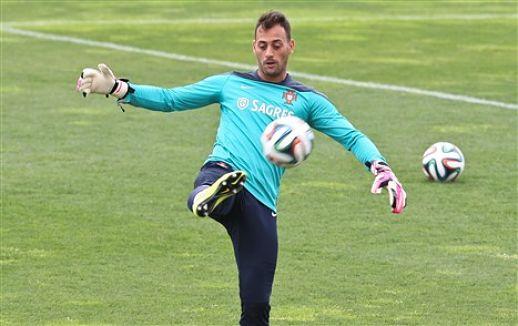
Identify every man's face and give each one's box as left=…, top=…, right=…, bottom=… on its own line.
left=253, top=25, right=295, bottom=82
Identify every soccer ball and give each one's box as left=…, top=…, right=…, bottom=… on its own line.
left=261, top=116, right=314, bottom=168
left=422, top=142, right=465, bottom=182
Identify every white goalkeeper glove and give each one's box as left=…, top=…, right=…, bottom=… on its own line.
left=370, top=161, right=407, bottom=214
left=76, top=63, right=128, bottom=99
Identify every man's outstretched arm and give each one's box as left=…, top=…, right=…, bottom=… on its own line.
left=308, top=95, right=407, bottom=214
left=76, top=64, right=229, bottom=112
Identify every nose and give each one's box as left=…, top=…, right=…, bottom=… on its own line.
left=264, top=45, right=274, bottom=57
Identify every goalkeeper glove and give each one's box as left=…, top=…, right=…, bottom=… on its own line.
left=369, top=161, right=407, bottom=214
left=76, top=63, right=128, bottom=99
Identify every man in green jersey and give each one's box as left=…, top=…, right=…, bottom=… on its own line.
left=77, top=11, right=407, bottom=325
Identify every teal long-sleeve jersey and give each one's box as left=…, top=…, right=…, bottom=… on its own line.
left=121, top=71, right=385, bottom=212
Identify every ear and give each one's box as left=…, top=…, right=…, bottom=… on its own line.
left=252, top=40, right=257, bottom=54
left=289, top=39, right=296, bottom=54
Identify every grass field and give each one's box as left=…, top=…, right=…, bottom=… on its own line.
left=1, top=1, right=517, bottom=325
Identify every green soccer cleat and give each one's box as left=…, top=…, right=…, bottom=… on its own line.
left=192, top=171, right=247, bottom=217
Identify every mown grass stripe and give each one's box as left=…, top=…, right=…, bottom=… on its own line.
left=4, top=13, right=518, bottom=26
left=2, top=25, right=517, bottom=110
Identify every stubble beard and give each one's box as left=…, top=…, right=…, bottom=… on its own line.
left=260, top=60, right=288, bottom=80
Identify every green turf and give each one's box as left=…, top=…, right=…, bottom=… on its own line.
left=1, top=1, right=517, bottom=325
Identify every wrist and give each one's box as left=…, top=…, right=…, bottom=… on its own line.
left=369, top=160, right=391, bottom=175
left=110, top=80, right=128, bottom=99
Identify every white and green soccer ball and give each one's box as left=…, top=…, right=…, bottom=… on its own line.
left=422, top=142, right=465, bottom=182
left=261, top=116, right=314, bottom=168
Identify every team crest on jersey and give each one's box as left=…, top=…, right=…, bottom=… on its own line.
left=283, top=90, right=297, bottom=105
left=236, top=97, right=249, bottom=110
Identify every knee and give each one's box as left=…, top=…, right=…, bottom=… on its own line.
left=240, top=302, right=270, bottom=326
left=239, top=263, right=276, bottom=304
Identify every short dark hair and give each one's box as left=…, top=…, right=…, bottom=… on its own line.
left=255, top=11, right=291, bottom=40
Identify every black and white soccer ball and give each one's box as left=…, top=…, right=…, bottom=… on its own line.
left=261, top=116, right=314, bottom=168
left=422, top=142, right=465, bottom=182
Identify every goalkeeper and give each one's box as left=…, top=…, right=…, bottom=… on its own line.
left=76, top=11, right=406, bottom=326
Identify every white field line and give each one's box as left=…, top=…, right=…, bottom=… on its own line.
left=2, top=25, right=517, bottom=110
left=4, top=13, right=518, bottom=26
